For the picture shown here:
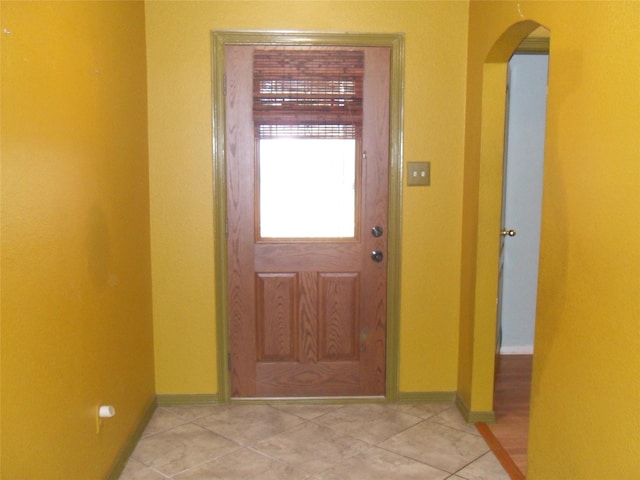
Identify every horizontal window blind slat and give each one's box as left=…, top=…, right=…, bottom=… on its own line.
left=257, top=124, right=360, bottom=139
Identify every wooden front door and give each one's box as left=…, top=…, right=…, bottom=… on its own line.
left=225, top=45, right=390, bottom=397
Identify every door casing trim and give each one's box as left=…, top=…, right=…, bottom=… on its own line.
left=211, top=30, right=405, bottom=401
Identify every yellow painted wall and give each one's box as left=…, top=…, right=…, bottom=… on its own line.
left=1, top=1, right=155, bottom=478
left=462, top=1, right=640, bottom=477
left=1, top=0, right=636, bottom=477
left=145, top=1, right=469, bottom=395
left=0, top=4, right=3, bottom=473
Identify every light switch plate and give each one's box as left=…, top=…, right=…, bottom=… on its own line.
left=407, top=162, right=430, bottom=186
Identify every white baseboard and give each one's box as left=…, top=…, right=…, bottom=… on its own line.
left=499, top=345, right=534, bottom=355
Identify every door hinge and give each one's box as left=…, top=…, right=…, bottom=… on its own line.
left=223, top=73, right=227, bottom=96
left=227, top=352, right=231, bottom=371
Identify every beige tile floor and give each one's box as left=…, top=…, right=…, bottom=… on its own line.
left=119, top=402, right=509, bottom=480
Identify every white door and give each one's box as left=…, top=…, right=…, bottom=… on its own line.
left=498, top=53, right=548, bottom=354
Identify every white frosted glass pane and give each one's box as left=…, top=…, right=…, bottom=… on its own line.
left=259, top=139, right=356, bottom=238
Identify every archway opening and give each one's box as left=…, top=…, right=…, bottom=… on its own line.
left=473, top=21, right=550, bottom=478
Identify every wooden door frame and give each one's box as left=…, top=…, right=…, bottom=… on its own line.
left=211, top=30, right=405, bottom=402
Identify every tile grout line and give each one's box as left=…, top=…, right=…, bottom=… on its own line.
left=162, top=442, right=245, bottom=479
left=448, top=449, right=494, bottom=479
left=372, top=416, right=486, bottom=477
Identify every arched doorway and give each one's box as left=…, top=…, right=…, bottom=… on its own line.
left=472, top=22, right=550, bottom=478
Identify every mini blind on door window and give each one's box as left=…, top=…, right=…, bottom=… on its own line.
left=253, top=49, right=364, bottom=139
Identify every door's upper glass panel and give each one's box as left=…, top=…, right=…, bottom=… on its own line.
left=259, top=138, right=356, bottom=239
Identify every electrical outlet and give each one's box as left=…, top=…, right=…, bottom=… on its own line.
left=96, top=404, right=116, bottom=433
left=407, top=162, right=430, bottom=186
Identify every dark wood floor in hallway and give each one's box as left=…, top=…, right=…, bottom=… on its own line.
left=477, top=354, right=533, bottom=480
